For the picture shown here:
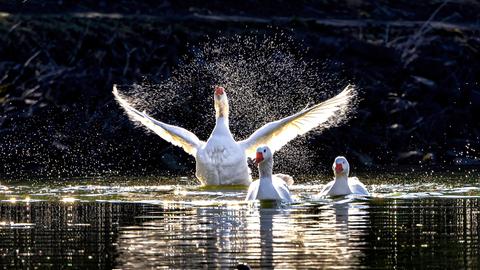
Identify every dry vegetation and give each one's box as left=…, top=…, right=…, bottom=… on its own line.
left=0, top=1, right=479, bottom=178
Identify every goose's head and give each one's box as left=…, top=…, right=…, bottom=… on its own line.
left=333, top=156, right=350, bottom=177
left=214, top=86, right=229, bottom=118
left=255, top=145, right=272, bottom=166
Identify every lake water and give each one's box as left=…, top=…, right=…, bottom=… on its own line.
left=0, top=175, right=479, bottom=269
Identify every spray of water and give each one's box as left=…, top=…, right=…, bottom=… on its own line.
left=117, top=32, right=357, bottom=175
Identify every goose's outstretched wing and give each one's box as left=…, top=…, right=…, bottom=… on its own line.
left=113, top=85, right=205, bottom=156
left=239, top=85, right=356, bottom=159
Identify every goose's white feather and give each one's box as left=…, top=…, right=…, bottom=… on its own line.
left=239, top=85, right=355, bottom=159
left=320, top=177, right=369, bottom=196
left=113, top=85, right=204, bottom=156
left=114, top=85, right=355, bottom=186
left=320, top=156, right=369, bottom=196
left=348, top=177, right=369, bottom=195
left=245, top=146, right=293, bottom=203
left=246, top=175, right=292, bottom=202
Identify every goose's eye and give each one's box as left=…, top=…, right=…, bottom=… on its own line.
left=263, top=149, right=266, bottom=153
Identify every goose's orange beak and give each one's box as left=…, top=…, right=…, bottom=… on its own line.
left=255, top=152, right=264, bottom=165
left=215, top=86, right=224, bottom=96
left=335, top=163, right=343, bottom=173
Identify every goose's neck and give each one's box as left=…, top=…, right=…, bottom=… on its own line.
left=212, top=96, right=232, bottom=136
left=258, top=159, right=273, bottom=179
left=212, top=116, right=231, bottom=135
left=333, top=175, right=351, bottom=191
left=215, top=99, right=229, bottom=119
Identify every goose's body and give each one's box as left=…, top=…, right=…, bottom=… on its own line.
left=245, top=146, right=293, bottom=202
left=320, top=156, right=369, bottom=196
left=113, top=85, right=355, bottom=186
left=195, top=117, right=250, bottom=185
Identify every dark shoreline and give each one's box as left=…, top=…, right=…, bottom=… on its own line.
left=1, top=2, right=479, bottom=179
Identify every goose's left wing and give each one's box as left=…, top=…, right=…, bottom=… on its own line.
left=272, top=178, right=293, bottom=203
left=245, top=180, right=259, bottom=201
left=319, top=180, right=335, bottom=197
left=239, top=85, right=355, bottom=159
left=349, top=177, right=370, bottom=195
left=113, top=85, right=205, bottom=156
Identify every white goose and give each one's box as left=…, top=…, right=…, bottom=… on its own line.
left=113, top=85, right=355, bottom=186
left=320, top=156, right=369, bottom=196
left=245, top=146, right=293, bottom=202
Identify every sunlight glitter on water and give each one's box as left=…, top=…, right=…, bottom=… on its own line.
left=1, top=179, right=480, bottom=203
left=0, top=178, right=479, bottom=269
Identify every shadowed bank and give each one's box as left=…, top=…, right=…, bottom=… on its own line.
left=0, top=1, right=479, bottom=179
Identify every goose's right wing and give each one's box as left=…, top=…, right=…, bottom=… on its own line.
left=113, top=86, right=204, bottom=156
left=239, top=85, right=355, bottom=159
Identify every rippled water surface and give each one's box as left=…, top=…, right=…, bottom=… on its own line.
left=0, top=176, right=479, bottom=269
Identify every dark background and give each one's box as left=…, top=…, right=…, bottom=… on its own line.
left=0, top=0, right=479, bottom=180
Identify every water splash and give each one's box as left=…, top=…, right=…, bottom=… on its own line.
left=117, top=32, right=357, bottom=174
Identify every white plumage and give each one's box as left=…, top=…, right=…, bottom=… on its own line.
left=245, top=146, right=293, bottom=203
left=113, top=85, right=355, bottom=186
left=320, top=156, right=369, bottom=196
left=239, top=85, right=355, bottom=159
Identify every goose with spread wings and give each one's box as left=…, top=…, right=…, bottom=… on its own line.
left=113, top=85, right=355, bottom=186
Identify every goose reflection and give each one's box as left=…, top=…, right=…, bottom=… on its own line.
left=115, top=202, right=252, bottom=268
left=332, top=202, right=354, bottom=258
left=325, top=199, right=370, bottom=266
left=244, top=202, right=301, bottom=269
left=257, top=205, right=285, bottom=269
left=114, top=199, right=370, bottom=269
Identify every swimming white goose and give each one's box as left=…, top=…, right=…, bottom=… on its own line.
left=113, top=85, right=355, bottom=186
left=320, top=156, right=369, bottom=196
left=245, top=146, right=293, bottom=202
